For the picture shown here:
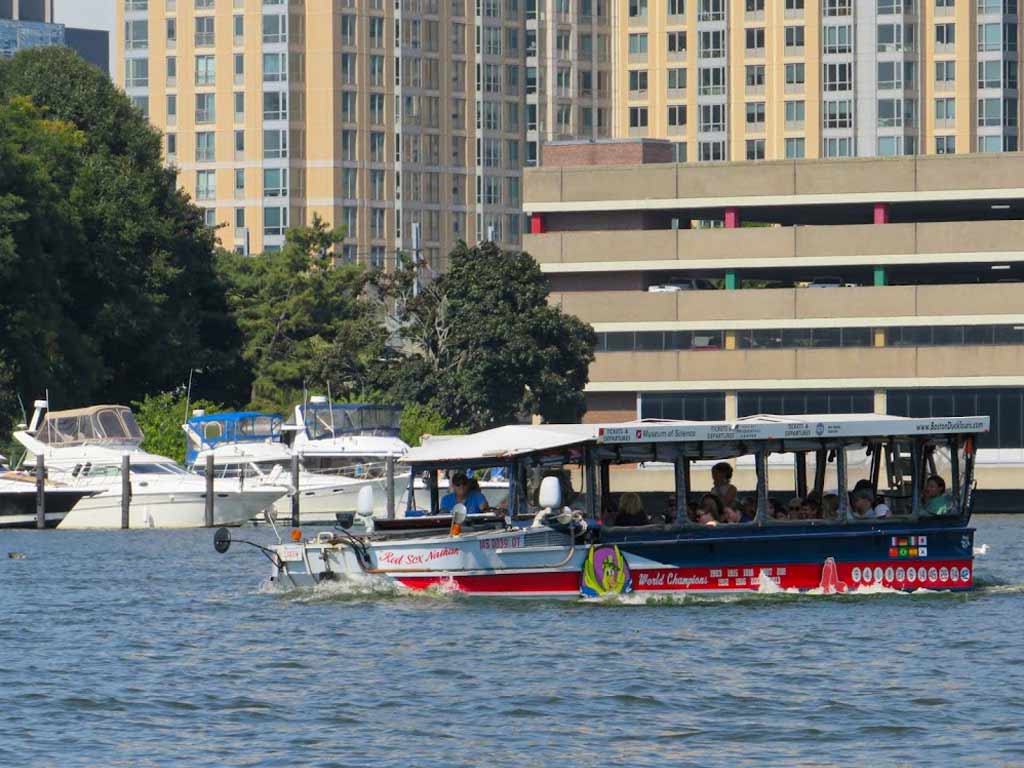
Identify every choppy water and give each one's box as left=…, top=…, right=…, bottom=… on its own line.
left=1, top=516, right=1023, bottom=767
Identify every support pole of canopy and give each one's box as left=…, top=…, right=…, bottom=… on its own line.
left=428, top=469, right=439, bottom=516
left=755, top=449, right=768, bottom=526
left=836, top=447, right=850, bottom=522
left=674, top=455, right=688, bottom=526
left=385, top=455, right=396, bottom=520
left=795, top=452, right=808, bottom=499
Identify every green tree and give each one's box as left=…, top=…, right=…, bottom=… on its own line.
left=133, top=391, right=222, bottom=464
left=399, top=402, right=465, bottom=447
left=386, top=242, right=596, bottom=430
left=217, top=214, right=388, bottom=412
left=0, top=47, right=248, bottom=412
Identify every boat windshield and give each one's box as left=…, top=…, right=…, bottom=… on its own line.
left=131, top=463, right=188, bottom=475
left=299, top=403, right=402, bottom=440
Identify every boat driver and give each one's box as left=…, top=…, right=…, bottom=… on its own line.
left=440, top=472, right=489, bottom=515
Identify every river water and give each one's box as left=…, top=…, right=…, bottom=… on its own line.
left=1, top=515, right=1022, bottom=767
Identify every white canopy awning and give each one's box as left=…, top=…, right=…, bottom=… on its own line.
left=402, top=424, right=599, bottom=465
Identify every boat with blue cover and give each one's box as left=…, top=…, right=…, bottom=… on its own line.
left=216, top=413, right=988, bottom=597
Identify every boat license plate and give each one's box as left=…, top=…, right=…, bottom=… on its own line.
left=277, top=545, right=305, bottom=562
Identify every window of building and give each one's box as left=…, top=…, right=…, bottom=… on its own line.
left=785, top=0, right=804, bottom=8
left=629, top=69, right=648, bottom=92
left=196, top=170, right=215, bottom=201
left=234, top=208, right=245, bottom=229
left=263, top=91, right=286, bottom=121
left=700, top=103, right=726, bottom=131
left=264, top=129, right=287, bottom=159
left=340, top=14, right=356, bottom=45
left=823, top=62, right=851, bottom=91
left=125, top=19, right=148, bottom=49
left=745, top=101, right=765, bottom=125
left=978, top=22, right=1001, bottom=51
left=234, top=129, right=244, bottom=154
left=888, top=388, right=1024, bottom=449
left=263, top=52, right=287, bottom=82
left=628, top=33, right=647, bottom=55
left=263, top=168, right=287, bottom=198
left=668, top=67, right=687, bottom=90
left=195, top=16, right=214, bottom=47
left=746, top=0, right=764, bottom=11
left=667, top=31, right=686, bottom=53
left=699, top=140, right=726, bottom=161
left=824, top=0, right=851, bottom=14
left=978, top=96, right=1001, bottom=125
left=699, top=66, right=726, bottom=94
left=195, top=93, right=215, bottom=123
left=935, top=97, right=956, bottom=122
left=1004, top=97, right=1018, bottom=127
left=745, top=65, right=765, bottom=88
left=823, top=99, right=853, bottom=128
left=640, top=392, right=726, bottom=421
left=936, top=135, right=956, bottom=153
left=629, top=106, right=648, bottom=127
left=745, top=138, right=765, bottom=160
left=935, top=60, right=955, bottom=84
left=699, top=29, right=725, bottom=57
left=979, top=59, right=1001, bottom=89
left=824, top=136, right=854, bottom=156
left=936, top=23, right=955, bottom=45
left=130, top=95, right=149, bottom=118
left=823, top=24, right=852, bottom=53
left=745, top=28, right=764, bottom=51
left=738, top=390, right=873, bottom=418
left=785, top=137, right=805, bottom=158
left=785, top=99, right=805, bottom=125
left=166, top=133, right=176, bottom=158
left=786, top=63, right=806, bottom=86
left=196, top=131, right=215, bottom=162
left=672, top=142, right=687, bottom=161
left=195, top=54, right=215, bottom=85
left=264, top=206, right=288, bottom=237
left=668, top=0, right=685, bottom=15
left=784, top=26, right=804, bottom=49
left=125, top=58, right=148, bottom=88
left=628, top=0, right=647, bottom=16
left=166, top=18, right=176, bottom=45
left=698, top=0, right=725, bottom=20
left=668, top=104, right=687, bottom=126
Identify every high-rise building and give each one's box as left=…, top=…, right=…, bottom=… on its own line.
left=526, top=0, right=614, bottom=162
left=613, top=0, right=1021, bottom=161
left=1, top=0, right=109, bottom=72
left=116, top=0, right=529, bottom=264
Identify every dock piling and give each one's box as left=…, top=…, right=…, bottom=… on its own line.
left=204, top=454, right=215, bottom=528
left=121, top=453, right=131, bottom=529
left=35, top=454, right=45, bottom=529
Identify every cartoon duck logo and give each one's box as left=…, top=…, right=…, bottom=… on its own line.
left=581, top=545, right=634, bottom=597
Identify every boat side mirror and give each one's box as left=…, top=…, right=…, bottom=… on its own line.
left=356, top=485, right=375, bottom=518
left=538, top=476, right=562, bottom=509
left=451, top=503, right=468, bottom=525
left=213, top=527, right=232, bottom=553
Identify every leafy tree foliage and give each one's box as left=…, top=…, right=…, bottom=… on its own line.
left=133, top=391, right=222, bottom=464
left=381, top=242, right=596, bottom=430
left=0, top=47, right=247, bottom=417
left=216, top=215, right=388, bottom=412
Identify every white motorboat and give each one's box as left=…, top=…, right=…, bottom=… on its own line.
left=0, top=455, right=97, bottom=528
left=13, top=402, right=285, bottom=529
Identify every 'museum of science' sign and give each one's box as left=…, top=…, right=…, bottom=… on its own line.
left=597, top=416, right=990, bottom=445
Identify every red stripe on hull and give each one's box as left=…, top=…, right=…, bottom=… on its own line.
left=392, top=559, right=973, bottom=595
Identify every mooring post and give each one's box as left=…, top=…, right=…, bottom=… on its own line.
left=121, top=453, right=131, bottom=529
left=35, top=454, right=45, bottom=529
left=385, top=456, right=396, bottom=520
left=204, top=454, right=215, bottom=528
left=290, top=453, right=300, bottom=528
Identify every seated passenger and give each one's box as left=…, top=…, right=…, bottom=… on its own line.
left=922, top=475, right=951, bottom=516
left=785, top=498, right=803, bottom=519
left=686, top=501, right=700, bottom=524
left=662, top=492, right=678, bottom=525
left=697, top=493, right=724, bottom=526
left=851, top=480, right=891, bottom=518
left=821, top=493, right=840, bottom=520
left=799, top=497, right=821, bottom=520
left=767, top=498, right=786, bottom=520
left=440, top=472, right=489, bottom=515
left=851, top=489, right=890, bottom=519
left=615, top=492, right=650, bottom=526
left=740, top=496, right=756, bottom=522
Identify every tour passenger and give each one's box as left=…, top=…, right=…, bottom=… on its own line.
left=821, top=493, right=840, bottom=520
left=922, top=475, right=951, bottom=516
left=440, top=472, right=489, bottom=515
left=767, top=498, right=786, bottom=520
left=740, top=496, right=756, bottom=522
left=615, top=492, right=650, bottom=526
left=799, top=497, right=821, bottom=520
left=711, top=462, right=734, bottom=498
left=697, top=493, right=724, bottom=526
left=686, top=500, right=700, bottom=524
left=852, top=480, right=891, bottom=518
left=850, top=489, right=890, bottom=519
left=786, top=498, right=802, bottom=519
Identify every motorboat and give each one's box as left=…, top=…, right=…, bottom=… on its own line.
left=0, top=455, right=96, bottom=528
left=13, top=402, right=285, bottom=529
left=218, top=413, right=988, bottom=598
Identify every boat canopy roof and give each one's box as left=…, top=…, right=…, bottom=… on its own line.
left=402, top=414, right=989, bottom=467
left=184, top=412, right=283, bottom=464
left=290, top=402, right=402, bottom=440
left=35, top=405, right=144, bottom=446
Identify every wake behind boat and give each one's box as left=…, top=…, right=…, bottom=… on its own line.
left=218, top=413, right=988, bottom=598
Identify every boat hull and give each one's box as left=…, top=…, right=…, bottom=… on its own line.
left=0, top=489, right=93, bottom=529
left=58, top=489, right=282, bottom=529
left=267, top=522, right=975, bottom=597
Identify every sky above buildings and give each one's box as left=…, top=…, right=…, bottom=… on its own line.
left=54, top=0, right=115, bottom=73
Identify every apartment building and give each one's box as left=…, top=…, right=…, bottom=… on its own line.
left=615, top=0, right=1021, bottom=161
left=525, top=140, right=1024, bottom=504
left=526, top=0, right=614, bottom=158
left=116, top=0, right=529, bottom=263
left=1, top=0, right=109, bottom=71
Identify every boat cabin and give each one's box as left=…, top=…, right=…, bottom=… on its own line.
left=33, top=405, right=144, bottom=448
left=184, top=412, right=284, bottom=464
left=400, top=414, right=989, bottom=529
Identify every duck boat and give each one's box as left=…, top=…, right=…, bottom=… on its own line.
left=217, top=414, right=988, bottom=598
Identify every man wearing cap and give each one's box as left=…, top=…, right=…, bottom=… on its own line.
left=851, top=487, right=891, bottom=519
